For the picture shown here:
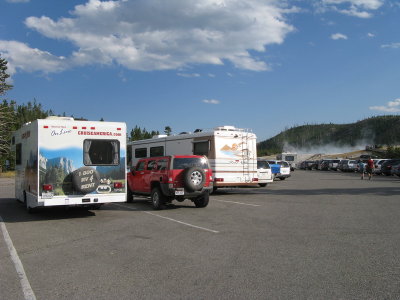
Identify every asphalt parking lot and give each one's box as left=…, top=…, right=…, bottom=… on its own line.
left=1, top=171, right=400, bottom=300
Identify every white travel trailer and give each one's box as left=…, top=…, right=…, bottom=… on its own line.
left=277, top=152, right=298, bottom=170
left=11, top=117, right=127, bottom=211
left=127, top=126, right=258, bottom=190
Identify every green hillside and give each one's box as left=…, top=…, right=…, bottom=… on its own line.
left=257, top=115, right=400, bottom=156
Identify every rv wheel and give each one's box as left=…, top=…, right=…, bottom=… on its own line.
left=183, top=167, right=205, bottom=192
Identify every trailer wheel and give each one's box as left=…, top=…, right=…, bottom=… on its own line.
left=151, top=187, right=166, bottom=210
left=259, top=183, right=267, bottom=187
left=183, top=167, right=205, bottom=192
left=194, top=192, right=209, bottom=208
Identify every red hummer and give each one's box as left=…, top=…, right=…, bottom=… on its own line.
left=127, top=155, right=213, bottom=209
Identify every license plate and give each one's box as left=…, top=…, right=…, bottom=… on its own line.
left=175, top=189, right=184, bottom=196
left=42, top=192, right=53, bottom=199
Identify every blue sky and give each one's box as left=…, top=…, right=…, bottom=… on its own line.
left=1, top=0, right=399, bottom=141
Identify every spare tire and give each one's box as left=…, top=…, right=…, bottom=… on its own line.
left=183, top=167, right=205, bottom=192
left=71, top=167, right=100, bottom=194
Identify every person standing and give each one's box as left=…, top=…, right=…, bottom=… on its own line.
left=358, top=160, right=365, bottom=180
left=366, top=158, right=374, bottom=180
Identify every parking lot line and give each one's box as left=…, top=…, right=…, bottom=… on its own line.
left=0, top=215, right=37, bottom=300
left=213, top=199, right=261, bottom=207
left=111, top=203, right=219, bottom=233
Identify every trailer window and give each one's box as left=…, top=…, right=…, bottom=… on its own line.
left=285, top=156, right=295, bottom=161
left=150, top=146, right=164, bottom=157
left=173, top=157, right=209, bottom=170
left=193, top=141, right=209, bottom=156
left=15, top=143, right=22, bottom=165
left=84, top=140, right=119, bottom=166
left=135, top=148, right=147, bottom=158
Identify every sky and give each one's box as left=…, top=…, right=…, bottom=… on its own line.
left=0, top=0, right=399, bottom=142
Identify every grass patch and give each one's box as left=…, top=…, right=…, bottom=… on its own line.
left=0, top=171, right=15, bottom=178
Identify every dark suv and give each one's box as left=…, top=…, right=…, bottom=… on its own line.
left=127, top=155, right=213, bottom=209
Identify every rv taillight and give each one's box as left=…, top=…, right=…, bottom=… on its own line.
left=215, top=178, right=224, bottom=182
left=43, top=184, right=53, bottom=191
left=252, top=178, right=258, bottom=182
left=114, top=182, right=124, bottom=189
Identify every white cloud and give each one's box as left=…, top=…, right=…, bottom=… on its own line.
left=0, top=40, right=67, bottom=75
left=317, top=0, right=384, bottom=18
left=381, top=42, right=400, bottom=49
left=6, top=0, right=30, bottom=2
left=331, top=33, right=348, bottom=40
left=367, top=32, right=375, bottom=37
left=369, top=98, right=400, bottom=113
left=0, top=0, right=297, bottom=75
left=177, top=73, right=201, bottom=78
left=202, top=99, right=220, bottom=104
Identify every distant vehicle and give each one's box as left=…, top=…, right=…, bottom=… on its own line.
left=300, top=161, right=316, bottom=170
left=267, top=160, right=281, bottom=180
left=268, top=160, right=291, bottom=180
left=329, top=159, right=342, bottom=171
left=339, top=160, right=358, bottom=172
left=257, top=159, right=273, bottom=187
left=320, top=160, right=332, bottom=171
left=127, top=155, right=212, bottom=209
left=381, top=159, right=400, bottom=176
left=373, top=159, right=389, bottom=175
left=11, top=117, right=127, bottom=212
left=276, top=153, right=297, bottom=170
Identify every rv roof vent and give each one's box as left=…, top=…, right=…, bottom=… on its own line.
left=194, top=129, right=203, bottom=133
left=152, top=134, right=167, bottom=139
left=179, top=132, right=191, bottom=135
left=215, top=125, right=236, bottom=131
left=46, top=116, right=74, bottom=121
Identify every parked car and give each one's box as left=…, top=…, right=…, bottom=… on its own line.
left=373, top=159, right=389, bottom=175
left=392, top=164, right=400, bottom=177
left=329, top=159, right=342, bottom=171
left=267, top=160, right=281, bottom=180
left=381, top=159, right=400, bottom=176
left=257, top=159, right=273, bottom=187
left=320, top=160, right=331, bottom=171
left=277, top=161, right=291, bottom=180
left=127, top=155, right=213, bottom=209
left=340, top=160, right=358, bottom=172
left=301, top=160, right=316, bottom=170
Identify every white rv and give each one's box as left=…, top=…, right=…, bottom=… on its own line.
left=277, top=152, right=298, bottom=170
left=11, top=117, right=127, bottom=211
left=127, top=126, right=258, bottom=190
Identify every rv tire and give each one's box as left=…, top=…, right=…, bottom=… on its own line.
left=183, top=167, right=205, bottom=192
left=258, top=183, right=267, bottom=187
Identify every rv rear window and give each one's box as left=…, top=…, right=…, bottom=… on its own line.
left=83, top=139, right=120, bottom=166
left=15, top=143, right=22, bottom=165
left=150, top=146, right=164, bottom=157
left=135, top=148, right=147, bottom=158
left=193, top=141, right=209, bottom=156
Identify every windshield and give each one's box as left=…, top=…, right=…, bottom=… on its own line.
left=173, top=157, right=209, bottom=169
left=257, top=161, right=270, bottom=169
